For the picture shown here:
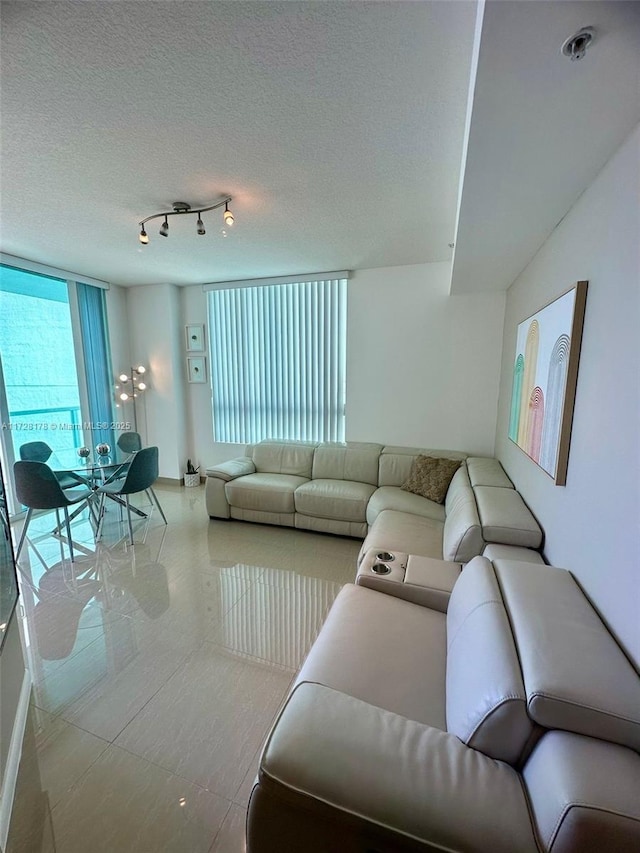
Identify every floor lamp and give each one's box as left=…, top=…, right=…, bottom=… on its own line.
left=116, top=365, right=147, bottom=433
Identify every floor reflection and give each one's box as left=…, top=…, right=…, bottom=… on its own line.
left=7, top=485, right=360, bottom=852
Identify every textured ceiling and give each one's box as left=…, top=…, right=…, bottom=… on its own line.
left=0, top=1, right=477, bottom=286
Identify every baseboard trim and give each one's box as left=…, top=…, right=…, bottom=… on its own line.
left=155, top=476, right=181, bottom=486
left=0, top=671, right=31, bottom=851
left=155, top=476, right=205, bottom=486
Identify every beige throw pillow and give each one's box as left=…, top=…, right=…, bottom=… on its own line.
left=401, top=455, right=461, bottom=504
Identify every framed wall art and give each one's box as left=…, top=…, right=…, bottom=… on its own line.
left=508, top=281, right=588, bottom=486
left=185, top=324, right=205, bottom=352
left=187, top=355, right=207, bottom=383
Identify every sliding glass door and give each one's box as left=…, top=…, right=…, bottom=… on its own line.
left=0, top=263, right=115, bottom=513
left=0, top=266, right=83, bottom=475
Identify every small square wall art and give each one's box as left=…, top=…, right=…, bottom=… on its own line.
left=185, top=324, right=205, bottom=352
left=187, top=356, right=207, bottom=383
left=508, top=281, right=588, bottom=486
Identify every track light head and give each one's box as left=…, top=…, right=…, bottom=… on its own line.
left=159, top=218, right=169, bottom=237
left=223, top=203, right=234, bottom=227
left=196, top=215, right=206, bottom=236
left=139, top=226, right=149, bottom=244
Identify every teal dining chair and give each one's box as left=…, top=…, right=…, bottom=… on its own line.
left=13, top=460, right=95, bottom=562
left=95, top=446, right=167, bottom=545
left=116, top=432, right=143, bottom=454
left=103, top=431, right=144, bottom=485
left=19, top=441, right=85, bottom=489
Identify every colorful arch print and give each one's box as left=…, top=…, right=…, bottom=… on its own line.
left=508, top=282, right=588, bottom=485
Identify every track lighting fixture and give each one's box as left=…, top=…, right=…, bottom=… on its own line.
left=137, top=196, right=233, bottom=245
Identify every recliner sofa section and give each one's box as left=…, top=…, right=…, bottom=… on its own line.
left=246, top=558, right=640, bottom=852
left=206, top=440, right=543, bottom=564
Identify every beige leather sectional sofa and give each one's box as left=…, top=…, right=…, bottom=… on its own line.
left=247, top=558, right=640, bottom=852
left=205, top=440, right=544, bottom=562
left=206, top=441, right=640, bottom=850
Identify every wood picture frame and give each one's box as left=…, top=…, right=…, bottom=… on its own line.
left=508, top=281, right=588, bottom=486
left=185, top=324, right=205, bottom=352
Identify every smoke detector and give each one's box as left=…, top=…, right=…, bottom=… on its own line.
left=561, top=27, right=595, bottom=61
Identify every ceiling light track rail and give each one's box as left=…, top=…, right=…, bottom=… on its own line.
left=138, top=196, right=234, bottom=243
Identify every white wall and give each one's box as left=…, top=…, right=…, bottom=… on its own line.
left=125, top=284, right=187, bottom=479
left=180, top=263, right=506, bottom=467
left=347, top=263, right=505, bottom=453
left=181, top=286, right=245, bottom=470
left=495, top=124, right=640, bottom=669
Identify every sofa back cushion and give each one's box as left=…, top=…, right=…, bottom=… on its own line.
left=442, top=466, right=483, bottom=562
left=312, top=443, right=382, bottom=485
left=378, top=446, right=467, bottom=488
left=252, top=441, right=317, bottom=478
left=446, top=557, right=534, bottom=765
left=494, top=560, right=640, bottom=752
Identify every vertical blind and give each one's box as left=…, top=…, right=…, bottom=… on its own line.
left=208, top=278, right=347, bottom=444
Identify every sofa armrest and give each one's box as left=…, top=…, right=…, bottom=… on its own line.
left=249, top=682, right=538, bottom=853
left=205, top=457, right=255, bottom=518
left=205, top=456, right=255, bottom=481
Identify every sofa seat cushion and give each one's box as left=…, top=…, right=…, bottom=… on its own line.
left=297, top=584, right=447, bottom=729
left=294, top=479, right=376, bottom=523
left=225, top=473, right=308, bottom=514
left=366, top=486, right=445, bottom=526
left=361, top=510, right=444, bottom=562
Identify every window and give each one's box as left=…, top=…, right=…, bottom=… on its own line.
left=207, top=275, right=347, bottom=444
left=0, top=265, right=83, bottom=464
left=0, top=260, right=113, bottom=509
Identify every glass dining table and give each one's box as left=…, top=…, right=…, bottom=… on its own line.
left=51, top=448, right=148, bottom=524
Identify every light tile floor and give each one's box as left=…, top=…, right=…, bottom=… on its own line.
left=7, top=484, right=361, bottom=852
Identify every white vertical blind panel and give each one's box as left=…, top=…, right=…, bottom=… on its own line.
left=208, top=279, right=346, bottom=443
